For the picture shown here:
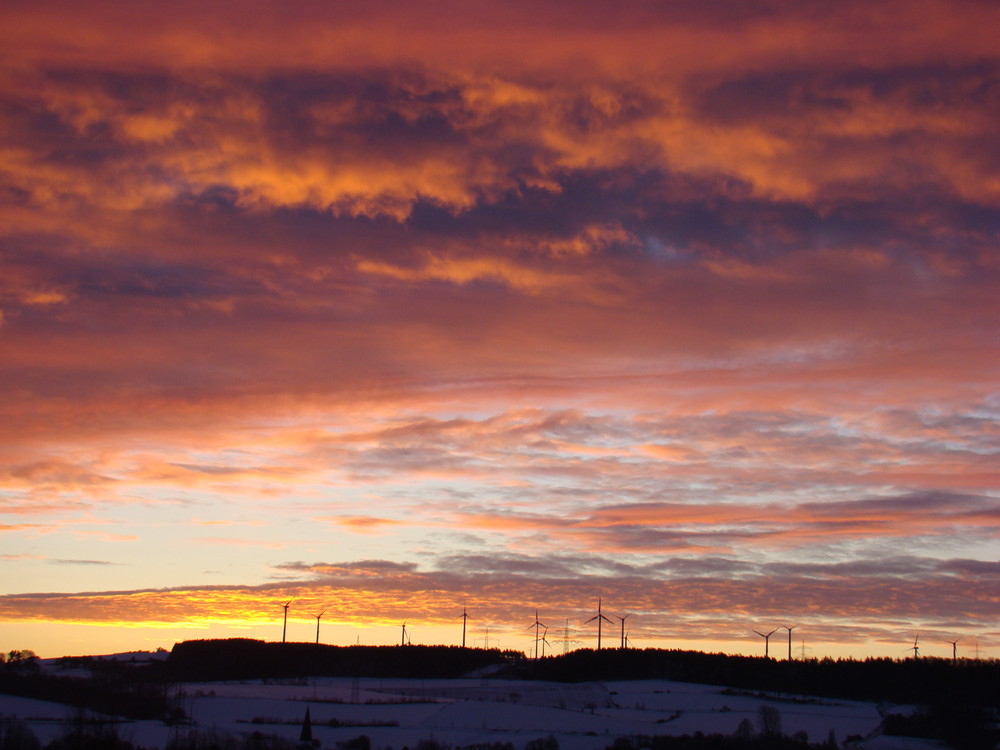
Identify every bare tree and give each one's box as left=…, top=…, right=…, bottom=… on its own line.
left=757, top=705, right=783, bottom=737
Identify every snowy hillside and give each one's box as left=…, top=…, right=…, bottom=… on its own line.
left=0, top=672, right=944, bottom=749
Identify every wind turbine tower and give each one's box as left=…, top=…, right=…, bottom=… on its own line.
left=461, top=606, right=470, bottom=648
left=528, top=609, right=548, bottom=659
left=753, top=628, right=778, bottom=658
left=947, top=639, right=959, bottom=662
left=782, top=624, right=797, bottom=660
left=617, top=614, right=632, bottom=649
left=281, top=599, right=293, bottom=643
left=910, top=635, right=920, bottom=659
left=401, top=621, right=411, bottom=646
left=315, top=610, right=326, bottom=644
left=586, top=598, right=613, bottom=650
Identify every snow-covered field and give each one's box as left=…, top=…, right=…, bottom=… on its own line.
left=1, top=657, right=944, bottom=749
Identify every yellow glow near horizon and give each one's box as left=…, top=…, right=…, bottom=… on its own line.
left=3, top=617, right=993, bottom=663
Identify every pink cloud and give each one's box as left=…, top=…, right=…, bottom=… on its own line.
left=316, top=516, right=405, bottom=534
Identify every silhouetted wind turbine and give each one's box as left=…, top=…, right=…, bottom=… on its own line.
left=541, top=627, right=552, bottom=658
left=460, top=606, right=470, bottom=648
left=753, top=628, right=778, bottom=658
left=947, top=638, right=959, bottom=661
left=910, top=634, right=920, bottom=659
left=314, top=610, right=326, bottom=644
left=617, top=614, right=632, bottom=649
left=281, top=598, right=294, bottom=643
left=586, top=598, right=613, bottom=650
left=401, top=621, right=411, bottom=646
left=781, top=624, right=797, bottom=660
left=528, top=609, right=548, bottom=659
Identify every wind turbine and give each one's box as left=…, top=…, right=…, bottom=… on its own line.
left=947, top=638, right=959, bottom=661
left=401, top=621, right=411, bottom=646
left=314, top=610, right=326, bottom=644
left=910, top=634, right=920, bottom=659
left=781, top=624, right=797, bottom=660
left=753, top=628, right=778, bottom=658
left=586, top=598, right=613, bottom=650
left=617, top=614, right=632, bottom=649
left=528, top=609, right=548, bottom=659
left=281, top=598, right=294, bottom=643
left=460, top=606, right=470, bottom=648
left=541, top=627, right=552, bottom=658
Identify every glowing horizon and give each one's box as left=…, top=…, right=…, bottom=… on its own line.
left=1, top=0, right=998, bottom=661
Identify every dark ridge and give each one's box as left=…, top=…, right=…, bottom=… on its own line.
left=161, top=640, right=1000, bottom=709
left=515, top=648, right=1000, bottom=707
left=166, top=639, right=522, bottom=681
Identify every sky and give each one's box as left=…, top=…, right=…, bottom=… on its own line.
left=1, top=0, right=998, bottom=660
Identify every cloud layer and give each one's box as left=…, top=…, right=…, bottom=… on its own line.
left=1, top=0, right=998, bottom=657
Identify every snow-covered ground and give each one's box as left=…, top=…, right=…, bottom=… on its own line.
left=1, top=669, right=945, bottom=749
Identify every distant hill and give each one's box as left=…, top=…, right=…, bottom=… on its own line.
left=520, top=647, right=1000, bottom=707
left=2, top=639, right=998, bottom=750
left=163, top=639, right=1000, bottom=708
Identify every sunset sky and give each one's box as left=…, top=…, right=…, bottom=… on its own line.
left=1, top=0, right=998, bottom=660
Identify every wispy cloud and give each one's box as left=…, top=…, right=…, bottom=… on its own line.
left=316, top=516, right=405, bottom=534
left=48, top=559, right=117, bottom=566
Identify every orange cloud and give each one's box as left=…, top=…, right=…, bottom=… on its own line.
left=317, top=516, right=405, bottom=534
